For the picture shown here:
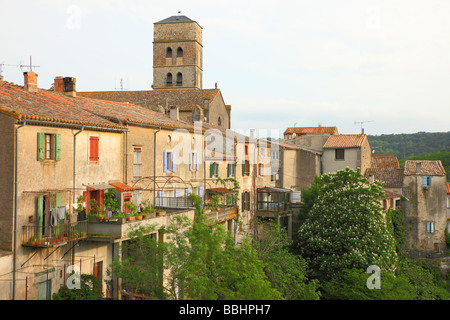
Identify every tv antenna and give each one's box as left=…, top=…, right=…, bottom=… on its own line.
left=354, top=120, right=374, bottom=133
left=19, top=56, right=40, bottom=72
left=0, top=63, right=19, bottom=79
left=115, top=77, right=129, bottom=91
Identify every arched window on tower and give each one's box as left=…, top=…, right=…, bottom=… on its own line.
left=166, top=47, right=172, bottom=57
left=176, top=73, right=183, bottom=86
left=218, top=117, right=222, bottom=126
left=177, top=47, right=183, bottom=57
left=166, top=73, right=173, bottom=87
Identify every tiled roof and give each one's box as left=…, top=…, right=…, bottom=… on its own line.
left=0, top=80, right=199, bottom=132
left=155, top=15, right=195, bottom=24
left=323, top=134, right=367, bottom=149
left=403, top=160, right=446, bottom=176
left=77, top=89, right=222, bottom=112
left=284, top=126, right=338, bottom=136
left=365, top=168, right=404, bottom=188
left=0, top=81, right=125, bottom=129
left=371, top=153, right=400, bottom=169
left=384, top=190, right=402, bottom=199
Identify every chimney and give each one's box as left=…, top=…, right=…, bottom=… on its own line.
left=54, top=76, right=76, bottom=96
left=416, top=162, right=422, bottom=174
left=54, top=76, right=64, bottom=93
left=169, top=106, right=179, bottom=121
left=63, top=77, right=76, bottom=97
left=23, top=72, right=38, bottom=92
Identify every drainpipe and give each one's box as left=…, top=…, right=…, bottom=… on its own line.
left=13, top=120, right=26, bottom=300
left=73, top=126, right=84, bottom=204
left=154, top=127, right=161, bottom=207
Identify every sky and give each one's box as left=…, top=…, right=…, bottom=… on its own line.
left=1, top=0, right=449, bottom=138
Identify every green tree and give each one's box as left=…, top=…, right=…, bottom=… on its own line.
left=108, top=195, right=282, bottom=300
left=53, top=274, right=104, bottom=300
left=320, top=268, right=416, bottom=300
left=253, top=220, right=321, bottom=300
left=297, top=168, right=398, bottom=280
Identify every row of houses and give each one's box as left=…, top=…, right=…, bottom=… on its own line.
left=283, top=126, right=449, bottom=260
left=1, top=14, right=447, bottom=300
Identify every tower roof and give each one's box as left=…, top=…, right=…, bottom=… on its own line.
left=155, top=15, right=196, bottom=24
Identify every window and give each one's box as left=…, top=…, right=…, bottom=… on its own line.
left=426, top=222, right=435, bottom=233
left=177, top=47, right=183, bottom=57
left=271, top=151, right=279, bottom=160
left=185, top=188, right=191, bottom=197
left=166, top=73, right=173, bottom=87
left=422, top=176, right=432, bottom=188
left=176, top=73, right=182, bottom=86
left=210, top=162, right=219, bottom=178
left=241, top=191, right=250, bottom=211
left=175, top=189, right=181, bottom=197
left=242, top=160, right=250, bottom=176
left=157, top=190, right=164, bottom=206
left=218, top=117, right=222, bottom=126
left=227, top=163, right=236, bottom=177
left=166, top=47, right=172, bottom=57
left=245, top=145, right=249, bottom=155
left=163, top=152, right=176, bottom=172
left=133, top=147, right=142, bottom=180
left=37, top=132, right=61, bottom=161
left=189, top=152, right=199, bottom=171
left=335, top=148, right=345, bottom=160
left=89, top=137, right=99, bottom=161
left=258, top=163, right=264, bottom=176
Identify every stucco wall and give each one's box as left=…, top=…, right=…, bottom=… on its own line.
left=402, top=175, right=448, bottom=254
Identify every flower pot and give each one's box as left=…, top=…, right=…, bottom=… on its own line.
left=126, top=216, right=135, bottom=222
left=136, top=215, right=142, bottom=220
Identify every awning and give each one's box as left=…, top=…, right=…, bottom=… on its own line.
left=257, top=187, right=292, bottom=193
left=109, top=182, right=135, bottom=192
left=207, top=188, right=236, bottom=194
left=84, top=183, right=112, bottom=190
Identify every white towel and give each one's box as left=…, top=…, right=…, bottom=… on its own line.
left=57, top=206, right=66, bottom=221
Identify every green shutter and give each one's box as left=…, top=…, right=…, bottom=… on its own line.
left=37, top=133, right=45, bottom=161
left=37, top=195, right=44, bottom=237
left=242, top=161, right=245, bottom=176
left=233, top=164, right=236, bottom=177
left=241, top=192, right=245, bottom=211
left=227, top=163, right=230, bottom=177
left=216, top=163, right=219, bottom=177
left=55, top=134, right=61, bottom=160
left=210, top=163, right=213, bottom=178
left=247, top=192, right=251, bottom=211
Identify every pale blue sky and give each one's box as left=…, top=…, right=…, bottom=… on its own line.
left=1, top=0, right=449, bottom=137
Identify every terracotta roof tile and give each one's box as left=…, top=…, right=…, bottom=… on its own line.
left=371, top=153, right=400, bottom=169
left=323, top=134, right=368, bottom=149
left=0, top=81, right=125, bottom=129
left=403, top=160, right=446, bottom=176
left=284, top=126, right=338, bottom=136
left=77, top=88, right=222, bottom=112
left=365, top=168, right=404, bottom=188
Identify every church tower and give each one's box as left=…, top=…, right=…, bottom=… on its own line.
left=153, top=15, right=203, bottom=90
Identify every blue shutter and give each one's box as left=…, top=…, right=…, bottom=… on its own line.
left=199, top=186, right=203, bottom=198
left=163, top=152, right=167, bottom=172
left=175, top=189, right=180, bottom=197
left=196, top=152, right=199, bottom=171
left=172, top=152, right=176, bottom=172
left=428, top=176, right=432, bottom=187
left=422, top=176, right=427, bottom=187
left=189, top=152, right=193, bottom=171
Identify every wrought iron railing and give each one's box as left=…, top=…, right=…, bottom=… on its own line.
left=156, top=196, right=194, bottom=208
left=22, top=220, right=88, bottom=247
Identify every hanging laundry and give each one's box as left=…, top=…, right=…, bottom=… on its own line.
left=57, top=206, right=66, bottom=222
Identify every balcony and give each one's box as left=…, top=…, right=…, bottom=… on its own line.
left=256, top=187, right=293, bottom=218
left=203, top=206, right=238, bottom=224
left=86, top=208, right=196, bottom=242
left=22, top=220, right=88, bottom=248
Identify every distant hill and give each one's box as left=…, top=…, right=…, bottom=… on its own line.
left=368, top=131, right=450, bottom=160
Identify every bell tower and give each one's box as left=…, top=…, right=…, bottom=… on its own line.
left=153, top=15, right=203, bottom=90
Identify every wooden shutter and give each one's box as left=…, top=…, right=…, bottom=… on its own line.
left=37, top=132, right=45, bottom=161
left=37, top=195, right=44, bottom=235
left=55, top=134, right=61, bottom=160
left=89, top=137, right=99, bottom=161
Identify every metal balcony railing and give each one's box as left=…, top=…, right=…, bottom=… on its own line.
left=156, top=196, right=194, bottom=209
left=22, top=220, right=88, bottom=247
